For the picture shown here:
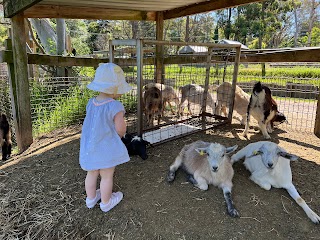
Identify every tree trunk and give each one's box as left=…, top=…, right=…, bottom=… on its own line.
left=56, top=18, right=66, bottom=77
left=131, top=21, right=139, bottom=39
left=307, top=0, right=316, bottom=47
left=185, top=16, right=190, bottom=42
left=293, top=0, right=299, bottom=47
left=260, top=2, right=265, bottom=77
left=29, top=18, right=57, bottom=54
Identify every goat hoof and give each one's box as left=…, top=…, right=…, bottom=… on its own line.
left=264, top=135, right=271, bottom=139
left=228, top=208, right=240, bottom=218
left=167, top=171, right=175, bottom=183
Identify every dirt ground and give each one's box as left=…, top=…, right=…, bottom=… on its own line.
left=0, top=123, right=319, bottom=240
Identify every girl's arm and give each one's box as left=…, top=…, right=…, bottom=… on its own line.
left=114, top=111, right=126, bottom=137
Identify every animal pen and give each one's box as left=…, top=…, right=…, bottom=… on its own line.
left=109, top=39, right=241, bottom=144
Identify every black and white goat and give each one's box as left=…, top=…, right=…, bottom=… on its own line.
left=0, top=113, right=12, bottom=161
left=121, top=133, right=151, bottom=160
left=243, top=81, right=284, bottom=139
left=231, top=141, right=320, bottom=224
left=167, top=140, right=239, bottom=217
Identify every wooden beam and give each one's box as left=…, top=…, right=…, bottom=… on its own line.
left=3, top=0, right=42, bottom=18
left=24, top=4, right=156, bottom=20
left=2, top=47, right=320, bottom=66
left=241, top=48, right=320, bottom=62
left=163, top=0, right=263, bottom=19
left=10, top=12, right=33, bottom=152
left=27, top=53, right=110, bottom=67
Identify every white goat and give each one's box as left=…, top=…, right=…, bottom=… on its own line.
left=144, top=83, right=179, bottom=115
left=215, top=82, right=250, bottom=124
left=167, top=140, right=239, bottom=217
left=178, top=84, right=215, bottom=116
left=231, top=141, right=320, bottom=224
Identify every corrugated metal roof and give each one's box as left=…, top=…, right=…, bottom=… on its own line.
left=178, top=45, right=208, bottom=54
left=219, top=39, right=249, bottom=50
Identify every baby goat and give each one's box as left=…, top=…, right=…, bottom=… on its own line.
left=231, top=141, right=320, bottom=224
left=121, top=133, right=151, bottom=160
left=167, top=140, right=239, bottom=217
left=143, top=86, right=163, bottom=126
left=178, top=84, right=215, bottom=116
left=0, top=113, right=12, bottom=161
left=144, top=83, right=179, bottom=115
left=243, top=81, right=278, bottom=139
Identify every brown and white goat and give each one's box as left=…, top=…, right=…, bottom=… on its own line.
left=243, top=82, right=280, bottom=139
left=215, top=82, right=250, bottom=124
left=0, top=113, right=12, bottom=160
left=144, top=83, right=179, bottom=115
left=167, top=140, right=239, bottom=217
left=143, top=86, right=163, bottom=126
left=216, top=82, right=287, bottom=129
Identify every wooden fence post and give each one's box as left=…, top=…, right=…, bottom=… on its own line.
left=155, top=12, right=164, bottom=83
left=315, top=92, right=320, bottom=138
left=10, top=12, right=33, bottom=152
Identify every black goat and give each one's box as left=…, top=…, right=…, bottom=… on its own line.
left=0, top=113, right=12, bottom=160
left=121, top=133, right=151, bottom=160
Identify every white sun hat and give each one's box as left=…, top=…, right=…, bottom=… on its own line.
left=87, top=63, right=132, bottom=94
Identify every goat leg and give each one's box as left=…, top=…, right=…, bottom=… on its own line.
left=222, top=187, right=239, bottom=218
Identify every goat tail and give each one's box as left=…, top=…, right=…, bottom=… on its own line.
left=286, top=184, right=320, bottom=224
left=167, top=155, right=183, bottom=183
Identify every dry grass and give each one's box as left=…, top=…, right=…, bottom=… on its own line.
left=0, top=176, right=83, bottom=239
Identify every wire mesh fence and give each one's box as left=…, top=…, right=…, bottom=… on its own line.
left=0, top=58, right=320, bottom=148
left=110, top=40, right=241, bottom=144
left=217, top=63, right=320, bottom=133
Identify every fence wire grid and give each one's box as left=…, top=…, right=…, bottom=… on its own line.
left=0, top=61, right=319, bottom=147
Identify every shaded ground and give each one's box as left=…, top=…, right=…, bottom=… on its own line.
left=0, top=124, right=319, bottom=239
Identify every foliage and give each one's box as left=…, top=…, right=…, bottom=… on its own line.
left=0, top=23, right=8, bottom=47
left=32, top=85, right=94, bottom=135
left=66, top=20, right=91, bottom=55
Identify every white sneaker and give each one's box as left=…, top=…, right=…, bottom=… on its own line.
left=100, top=192, right=123, bottom=212
left=86, top=189, right=101, bottom=209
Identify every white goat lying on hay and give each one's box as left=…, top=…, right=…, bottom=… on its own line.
left=167, top=140, right=239, bottom=217
left=231, top=141, right=320, bottom=224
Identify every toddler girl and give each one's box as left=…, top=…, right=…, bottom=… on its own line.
left=79, top=63, right=132, bottom=212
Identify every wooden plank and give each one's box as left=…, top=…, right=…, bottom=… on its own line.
left=315, top=93, right=320, bottom=138
left=0, top=50, right=13, bottom=63
left=41, top=0, right=193, bottom=11
left=3, top=0, right=42, bottom=18
left=24, top=4, right=156, bottom=20
left=163, top=0, right=263, bottom=19
left=11, top=13, right=33, bottom=152
left=27, top=53, right=110, bottom=66
left=3, top=47, right=320, bottom=66
left=241, top=48, right=320, bottom=62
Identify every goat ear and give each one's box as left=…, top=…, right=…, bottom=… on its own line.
left=226, top=145, right=238, bottom=154
left=195, top=148, right=207, bottom=156
left=279, top=152, right=299, bottom=161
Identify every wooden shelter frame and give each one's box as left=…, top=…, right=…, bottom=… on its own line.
left=1, top=0, right=320, bottom=151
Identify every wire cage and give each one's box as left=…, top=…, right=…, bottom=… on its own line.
left=110, top=39, right=241, bottom=144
